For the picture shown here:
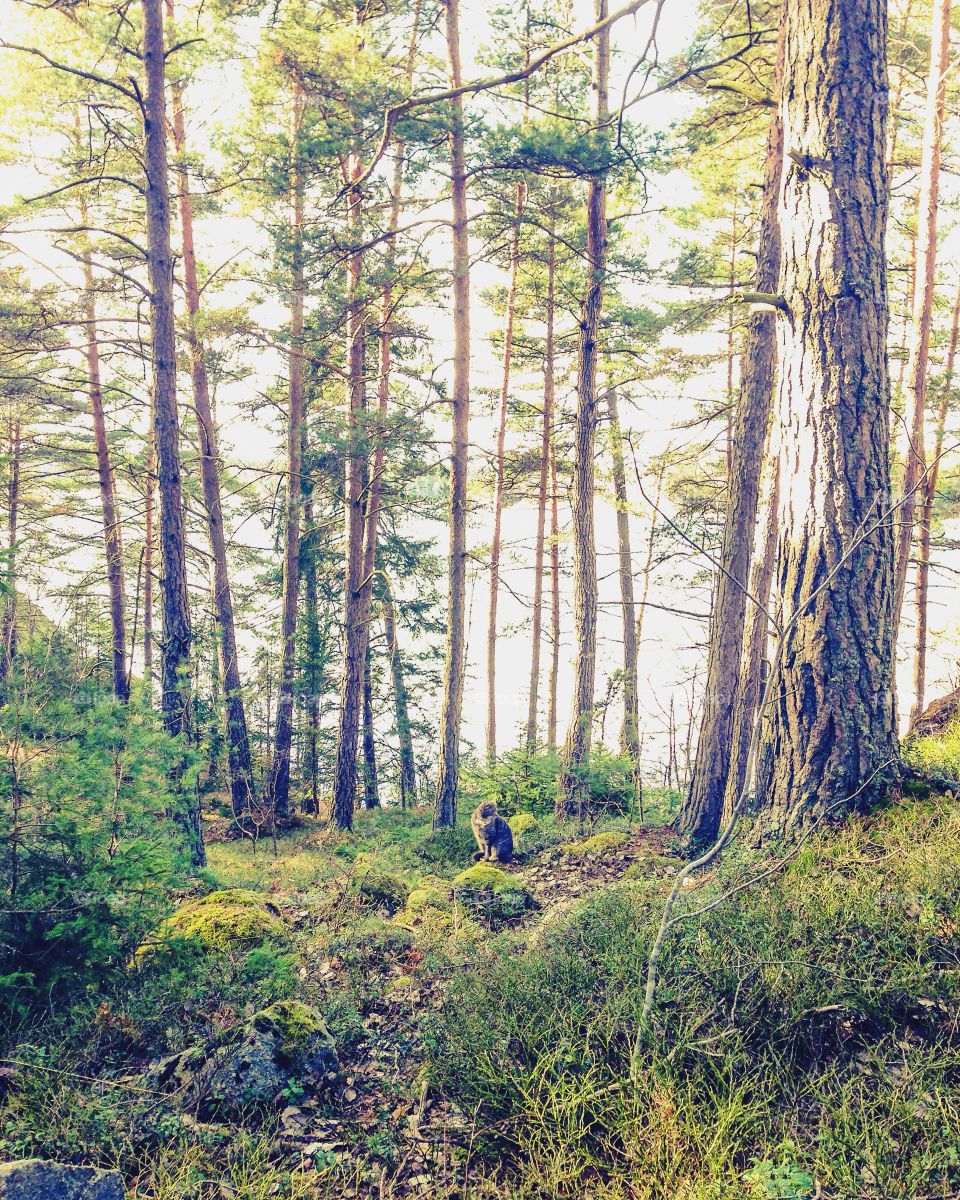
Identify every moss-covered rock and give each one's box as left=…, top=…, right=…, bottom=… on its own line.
left=624, top=849, right=683, bottom=881
left=406, top=882, right=454, bottom=914
left=561, top=831, right=630, bottom=858
left=452, top=863, right=535, bottom=920
left=350, top=863, right=410, bottom=915
left=508, top=812, right=540, bottom=843
left=147, top=999, right=338, bottom=1117
left=135, top=888, right=284, bottom=960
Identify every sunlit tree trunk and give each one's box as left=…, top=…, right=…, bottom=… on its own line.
left=0, top=416, right=21, bottom=682
left=679, top=24, right=784, bottom=844
left=362, top=641, right=380, bottom=809
left=892, top=0, right=951, bottom=636
left=910, top=278, right=960, bottom=728
left=301, top=424, right=321, bottom=815
left=167, top=16, right=256, bottom=818
left=755, top=0, right=898, bottom=836
left=382, top=575, right=416, bottom=808
left=142, top=0, right=203, bottom=864
left=143, top=404, right=155, bottom=698
left=81, top=248, right=129, bottom=703
left=556, top=0, right=608, bottom=820
left=434, top=0, right=470, bottom=828
left=268, top=85, right=306, bottom=822
left=547, top=437, right=561, bottom=751
left=526, top=222, right=556, bottom=749
left=486, top=180, right=526, bottom=762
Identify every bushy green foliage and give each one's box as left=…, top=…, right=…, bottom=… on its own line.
left=462, top=747, right=639, bottom=818
left=0, top=670, right=187, bottom=1018
left=430, top=799, right=960, bottom=1198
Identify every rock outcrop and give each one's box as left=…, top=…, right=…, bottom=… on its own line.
left=0, top=1160, right=124, bottom=1200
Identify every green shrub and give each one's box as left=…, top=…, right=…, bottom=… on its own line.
left=429, top=799, right=960, bottom=1197
left=413, top=825, right=477, bottom=872
left=508, top=812, right=540, bottom=844
left=462, top=746, right=639, bottom=818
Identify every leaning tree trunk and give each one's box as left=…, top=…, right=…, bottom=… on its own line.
left=679, top=26, right=784, bottom=844
left=142, top=0, right=203, bottom=865
left=755, top=0, right=898, bottom=837
left=486, top=180, right=525, bottom=762
left=167, top=25, right=256, bottom=818
left=556, top=0, right=608, bottom=820
left=526, top=221, right=556, bottom=749
left=81, top=248, right=129, bottom=703
left=605, top=385, right=640, bottom=803
left=892, top=0, right=951, bottom=637
left=910, top=277, right=960, bottom=728
left=267, top=86, right=306, bottom=822
left=434, top=0, right=470, bottom=828
left=382, top=575, right=417, bottom=808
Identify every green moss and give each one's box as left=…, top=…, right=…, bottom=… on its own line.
left=453, top=863, right=534, bottom=919
left=254, top=999, right=330, bottom=1046
left=562, top=831, right=630, bottom=857
left=624, top=850, right=682, bottom=880
left=406, top=884, right=453, bottom=913
left=508, top=813, right=540, bottom=842
left=135, top=889, right=284, bottom=961
left=351, top=863, right=410, bottom=914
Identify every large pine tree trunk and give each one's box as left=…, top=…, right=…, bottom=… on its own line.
left=679, top=29, right=784, bottom=844
left=526, top=223, right=556, bottom=750
left=486, top=181, right=525, bottom=761
left=268, top=87, right=306, bottom=822
left=434, top=0, right=470, bottom=829
left=81, top=250, right=129, bottom=703
left=382, top=575, right=417, bottom=808
left=142, top=0, right=203, bottom=865
left=167, top=25, right=256, bottom=819
left=755, top=0, right=898, bottom=837
left=892, top=0, right=951, bottom=635
left=605, top=385, right=640, bottom=799
left=556, top=0, right=608, bottom=820
left=910, top=278, right=960, bottom=728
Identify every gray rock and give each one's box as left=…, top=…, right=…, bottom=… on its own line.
left=0, top=1160, right=124, bottom=1200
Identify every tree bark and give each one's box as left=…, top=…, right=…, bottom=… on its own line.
left=167, top=18, right=256, bottom=818
left=526, top=222, right=556, bottom=750
left=143, top=403, right=155, bottom=698
left=892, top=0, right=951, bottom=636
left=910, top=277, right=960, bottom=728
left=755, top=0, right=898, bottom=836
left=142, top=0, right=203, bottom=865
left=605, top=385, right=640, bottom=805
left=81, top=249, right=129, bottom=703
left=382, top=574, right=416, bottom=808
left=362, top=640, right=380, bottom=808
left=547, top=433, right=561, bottom=751
left=556, top=0, right=608, bottom=820
left=267, top=85, right=306, bottom=822
left=434, top=0, right=470, bottom=829
left=486, top=181, right=526, bottom=762
left=301, top=424, right=321, bottom=815
left=0, top=416, right=21, bottom=682
left=679, top=25, right=784, bottom=844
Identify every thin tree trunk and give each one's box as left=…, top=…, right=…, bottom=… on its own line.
left=142, top=0, right=203, bottom=865
left=910, top=277, right=960, bottom=728
left=755, top=0, right=898, bottom=836
left=81, top=248, right=129, bottom=702
left=526, top=222, right=556, bottom=750
left=301, top=424, right=321, bottom=815
left=634, top=458, right=665, bottom=651
left=382, top=575, right=416, bottom=808
left=0, top=416, right=21, bottom=681
left=892, top=0, right=951, bottom=636
left=605, top=385, right=640, bottom=806
left=547, top=434, right=561, bottom=751
left=679, top=22, right=784, bottom=844
left=556, top=0, right=608, bottom=820
left=434, top=0, right=470, bottom=828
left=167, top=20, right=256, bottom=817
left=268, top=86, right=306, bottom=821
left=143, top=403, right=155, bottom=697
left=486, top=180, right=526, bottom=762
left=362, top=640, right=380, bottom=808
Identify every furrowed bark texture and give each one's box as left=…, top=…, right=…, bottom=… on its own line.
left=680, top=25, right=784, bottom=844
left=434, top=0, right=470, bottom=829
left=556, top=0, right=608, bottom=820
left=755, top=0, right=898, bottom=836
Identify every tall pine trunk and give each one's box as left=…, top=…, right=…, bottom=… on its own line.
left=434, top=0, right=470, bottom=828
left=142, top=0, right=203, bottom=865
left=167, top=19, right=256, bottom=818
left=910, top=278, right=960, bottom=728
left=547, top=435, right=561, bottom=751
left=0, top=417, right=20, bottom=681
left=143, top=402, right=155, bottom=698
left=268, top=86, right=306, bottom=821
left=82, top=248, right=129, bottom=703
left=362, top=641, right=380, bottom=808
left=486, top=181, right=525, bottom=761
left=526, top=222, right=556, bottom=749
left=892, top=0, right=951, bottom=635
left=679, top=25, right=784, bottom=844
left=556, top=0, right=608, bottom=820
left=382, top=575, right=416, bottom=808
left=755, top=0, right=898, bottom=836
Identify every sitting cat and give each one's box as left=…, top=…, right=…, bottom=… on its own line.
left=470, top=800, right=514, bottom=863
